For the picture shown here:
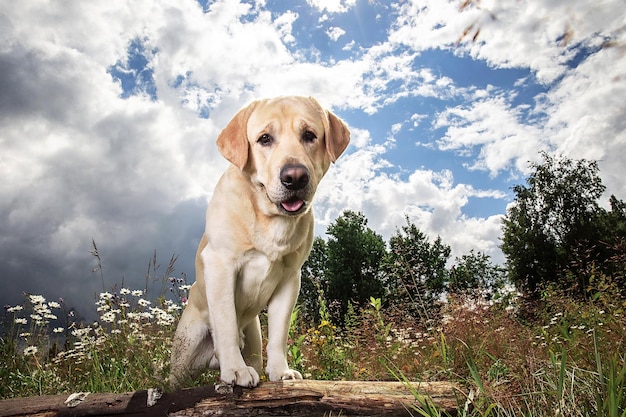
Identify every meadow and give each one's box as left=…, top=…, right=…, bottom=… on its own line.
left=1, top=271, right=625, bottom=417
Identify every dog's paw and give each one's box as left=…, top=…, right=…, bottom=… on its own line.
left=280, top=369, right=303, bottom=381
left=267, top=368, right=303, bottom=382
left=220, top=366, right=260, bottom=388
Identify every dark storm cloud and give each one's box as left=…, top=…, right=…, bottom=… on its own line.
left=1, top=195, right=206, bottom=322
left=0, top=44, right=87, bottom=123
left=0, top=27, right=216, bottom=321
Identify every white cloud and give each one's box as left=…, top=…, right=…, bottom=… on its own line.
left=326, top=26, right=346, bottom=41
left=389, top=1, right=478, bottom=52
left=315, top=144, right=507, bottom=262
left=433, top=94, right=547, bottom=176
left=306, top=0, right=356, bottom=13
left=410, top=113, right=428, bottom=128
left=544, top=42, right=626, bottom=202
left=467, top=0, right=626, bottom=83
left=348, top=126, right=374, bottom=149
left=390, top=0, right=626, bottom=199
left=390, top=0, right=625, bottom=84
left=274, top=10, right=299, bottom=44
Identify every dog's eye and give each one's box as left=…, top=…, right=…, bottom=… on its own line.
left=257, top=133, right=273, bottom=146
left=302, top=130, right=317, bottom=143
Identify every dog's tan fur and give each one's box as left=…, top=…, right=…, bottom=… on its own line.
left=169, top=96, right=350, bottom=388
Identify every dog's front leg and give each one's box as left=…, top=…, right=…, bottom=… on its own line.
left=204, top=250, right=260, bottom=387
left=241, top=316, right=263, bottom=374
left=266, top=273, right=303, bottom=381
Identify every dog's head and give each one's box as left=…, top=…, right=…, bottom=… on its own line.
left=216, top=96, right=350, bottom=216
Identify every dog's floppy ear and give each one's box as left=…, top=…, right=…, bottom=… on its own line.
left=216, top=101, right=258, bottom=170
left=308, top=97, right=350, bottom=163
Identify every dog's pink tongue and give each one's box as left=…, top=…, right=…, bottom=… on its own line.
left=281, top=198, right=304, bottom=212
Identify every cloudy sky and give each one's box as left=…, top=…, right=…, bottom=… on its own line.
left=1, top=0, right=624, bottom=319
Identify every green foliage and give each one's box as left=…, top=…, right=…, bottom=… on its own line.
left=502, top=152, right=626, bottom=298
left=296, top=285, right=350, bottom=380
left=287, top=306, right=306, bottom=371
left=604, top=195, right=626, bottom=239
left=325, top=210, right=386, bottom=323
left=385, top=217, right=451, bottom=322
left=299, top=236, right=328, bottom=324
left=449, top=250, right=507, bottom=300
left=367, top=296, right=392, bottom=349
left=594, top=196, right=626, bottom=291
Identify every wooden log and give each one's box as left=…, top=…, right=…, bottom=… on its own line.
left=0, top=380, right=462, bottom=417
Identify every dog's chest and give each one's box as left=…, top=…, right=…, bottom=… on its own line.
left=235, top=250, right=298, bottom=317
left=252, top=217, right=307, bottom=262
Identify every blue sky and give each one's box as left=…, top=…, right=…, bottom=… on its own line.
left=1, top=0, right=624, bottom=318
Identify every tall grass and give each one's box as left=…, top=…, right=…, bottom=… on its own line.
left=0, top=249, right=216, bottom=398
left=1, top=260, right=625, bottom=417
left=289, top=285, right=625, bottom=416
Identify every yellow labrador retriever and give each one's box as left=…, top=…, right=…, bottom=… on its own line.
left=169, top=96, right=350, bottom=388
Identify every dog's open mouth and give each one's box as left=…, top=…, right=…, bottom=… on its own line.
left=280, top=197, right=305, bottom=213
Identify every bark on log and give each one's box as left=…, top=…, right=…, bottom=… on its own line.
left=0, top=380, right=462, bottom=417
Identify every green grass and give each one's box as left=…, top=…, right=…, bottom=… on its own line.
left=2, top=276, right=625, bottom=416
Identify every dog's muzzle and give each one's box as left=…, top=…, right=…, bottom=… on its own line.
left=278, top=164, right=310, bottom=214
left=280, top=164, right=309, bottom=191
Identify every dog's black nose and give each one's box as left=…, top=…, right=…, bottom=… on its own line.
left=280, top=164, right=309, bottom=190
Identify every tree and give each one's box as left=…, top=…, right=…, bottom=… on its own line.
left=448, top=250, right=507, bottom=299
left=584, top=195, right=626, bottom=296
left=324, top=210, right=386, bottom=324
left=501, top=153, right=609, bottom=297
left=299, top=237, right=327, bottom=324
left=384, top=217, right=450, bottom=322
left=605, top=195, right=626, bottom=239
